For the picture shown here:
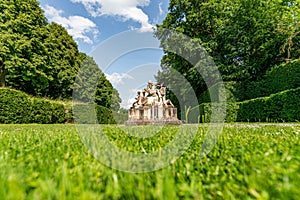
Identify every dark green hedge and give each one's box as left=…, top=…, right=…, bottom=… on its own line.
left=0, top=88, right=66, bottom=124
left=237, top=59, right=300, bottom=100
left=199, top=102, right=239, bottom=123
left=0, top=88, right=124, bottom=124
left=72, top=103, right=116, bottom=124
left=200, top=88, right=300, bottom=122
left=30, top=98, right=66, bottom=124
left=0, top=88, right=32, bottom=123
left=238, top=88, right=300, bottom=122
left=199, top=60, right=300, bottom=102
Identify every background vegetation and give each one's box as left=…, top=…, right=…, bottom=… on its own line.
left=0, top=0, right=121, bottom=114
left=155, top=0, right=300, bottom=122
left=0, top=88, right=126, bottom=124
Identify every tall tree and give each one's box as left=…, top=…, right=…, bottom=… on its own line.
left=73, top=54, right=121, bottom=110
left=0, top=0, right=47, bottom=89
left=155, top=0, right=300, bottom=102
left=0, top=0, right=120, bottom=109
left=42, top=22, right=82, bottom=99
left=0, top=0, right=82, bottom=99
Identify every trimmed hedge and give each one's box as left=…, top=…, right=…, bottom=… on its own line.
left=30, top=98, right=66, bottom=124
left=199, top=59, right=300, bottom=102
left=238, top=88, right=300, bottom=122
left=0, top=88, right=32, bottom=123
left=72, top=103, right=116, bottom=124
left=237, top=59, right=300, bottom=100
left=200, top=87, right=300, bottom=122
left=0, top=88, right=66, bottom=124
left=0, top=88, right=125, bottom=124
left=199, top=102, right=239, bottom=123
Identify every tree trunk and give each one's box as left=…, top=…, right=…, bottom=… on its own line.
left=0, top=63, right=6, bottom=87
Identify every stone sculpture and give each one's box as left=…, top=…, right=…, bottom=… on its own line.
left=125, top=81, right=182, bottom=125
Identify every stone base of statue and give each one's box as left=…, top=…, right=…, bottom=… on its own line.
left=125, top=104, right=182, bottom=126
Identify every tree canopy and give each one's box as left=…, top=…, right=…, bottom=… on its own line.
left=0, top=0, right=121, bottom=110
left=73, top=54, right=121, bottom=110
left=155, top=0, right=300, bottom=104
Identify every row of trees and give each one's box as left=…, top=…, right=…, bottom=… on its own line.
left=0, top=0, right=120, bottom=110
left=155, top=0, right=300, bottom=107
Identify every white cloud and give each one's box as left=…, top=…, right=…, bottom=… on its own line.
left=158, top=3, right=163, bottom=16
left=105, top=73, right=133, bottom=85
left=71, top=0, right=154, bottom=31
left=126, top=98, right=136, bottom=108
left=43, top=5, right=99, bottom=44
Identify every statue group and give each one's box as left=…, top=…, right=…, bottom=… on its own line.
left=131, top=81, right=174, bottom=109
left=125, top=81, right=182, bottom=126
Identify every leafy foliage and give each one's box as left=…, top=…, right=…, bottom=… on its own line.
left=0, top=0, right=82, bottom=98
left=155, top=0, right=300, bottom=104
left=0, top=88, right=31, bottom=123
left=199, top=58, right=300, bottom=102
left=30, top=98, right=66, bottom=124
left=40, top=23, right=82, bottom=99
left=0, top=88, right=65, bottom=124
left=238, top=87, right=300, bottom=122
left=0, top=88, right=124, bottom=124
left=73, top=54, right=121, bottom=110
left=72, top=103, right=117, bottom=124
left=200, top=87, right=300, bottom=122
left=0, top=0, right=121, bottom=110
left=237, top=58, right=300, bottom=100
left=0, top=0, right=47, bottom=89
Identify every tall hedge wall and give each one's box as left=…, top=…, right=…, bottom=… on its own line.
left=237, top=87, right=300, bottom=122
left=199, top=59, right=300, bottom=102
left=237, top=59, right=300, bottom=100
left=0, top=88, right=122, bottom=124
left=200, top=87, right=300, bottom=123
left=0, top=88, right=66, bottom=124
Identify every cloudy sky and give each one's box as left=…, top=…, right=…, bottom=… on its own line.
left=38, top=0, right=170, bottom=108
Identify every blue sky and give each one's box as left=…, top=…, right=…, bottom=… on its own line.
left=38, top=0, right=170, bottom=108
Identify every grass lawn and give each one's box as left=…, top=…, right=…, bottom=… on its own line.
left=0, top=123, right=299, bottom=199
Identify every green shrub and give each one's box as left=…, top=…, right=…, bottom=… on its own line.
left=237, top=98, right=267, bottom=122
left=264, top=59, right=300, bottom=94
left=237, top=59, right=300, bottom=100
left=95, top=105, right=116, bottom=124
left=72, top=103, right=116, bottom=124
left=112, top=111, right=128, bottom=124
left=200, top=87, right=300, bottom=122
left=0, top=88, right=31, bottom=123
left=237, top=88, right=300, bottom=122
left=199, top=102, right=240, bottom=123
left=0, top=88, right=66, bottom=124
left=0, top=88, right=121, bottom=124
left=199, top=81, right=238, bottom=103
left=30, top=98, right=66, bottom=124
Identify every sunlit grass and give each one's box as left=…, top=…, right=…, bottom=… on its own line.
left=0, top=123, right=299, bottom=199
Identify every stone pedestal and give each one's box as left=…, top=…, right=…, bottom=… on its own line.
left=125, top=105, right=182, bottom=126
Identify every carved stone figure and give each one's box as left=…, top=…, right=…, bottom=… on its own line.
left=158, top=84, right=174, bottom=108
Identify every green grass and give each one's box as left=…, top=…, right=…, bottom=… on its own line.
left=0, top=124, right=300, bottom=199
